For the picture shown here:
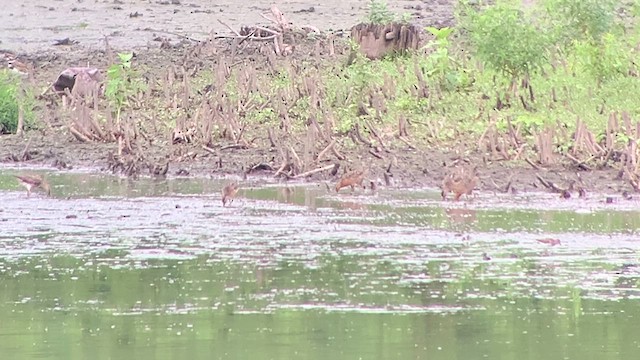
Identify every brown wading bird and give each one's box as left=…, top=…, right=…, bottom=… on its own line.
left=441, top=167, right=479, bottom=201
left=335, top=169, right=367, bottom=193
left=221, top=182, right=239, bottom=207
left=15, top=174, right=51, bottom=197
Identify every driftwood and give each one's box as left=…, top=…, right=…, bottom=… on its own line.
left=350, top=23, right=420, bottom=60
left=292, top=164, right=336, bottom=179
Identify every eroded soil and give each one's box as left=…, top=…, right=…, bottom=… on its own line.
left=0, top=0, right=634, bottom=199
left=1, top=0, right=455, bottom=53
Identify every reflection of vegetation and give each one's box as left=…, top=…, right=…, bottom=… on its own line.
left=0, top=251, right=637, bottom=359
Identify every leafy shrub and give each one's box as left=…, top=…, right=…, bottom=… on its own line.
left=569, top=33, right=633, bottom=82
left=544, top=0, right=617, bottom=46
left=0, top=70, right=34, bottom=134
left=365, top=0, right=410, bottom=25
left=461, top=4, right=549, bottom=78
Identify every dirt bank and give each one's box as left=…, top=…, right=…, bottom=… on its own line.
left=0, top=1, right=635, bottom=200
left=1, top=0, right=455, bottom=53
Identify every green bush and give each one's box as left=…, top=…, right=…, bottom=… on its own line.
left=0, top=70, right=34, bottom=134
left=569, top=33, right=633, bottom=82
left=461, top=4, right=549, bottom=78
left=543, top=0, right=617, bottom=46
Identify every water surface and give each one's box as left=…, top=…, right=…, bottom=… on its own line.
left=1, top=170, right=639, bottom=359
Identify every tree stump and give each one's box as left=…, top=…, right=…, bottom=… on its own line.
left=350, top=23, right=420, bottom=60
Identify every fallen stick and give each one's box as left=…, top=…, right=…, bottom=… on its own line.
left=214, top=34, right=279, bottom=41
left=201, top=145, right=216, bottom=155
left=525, top=157, right=542, bottom=170
left=397, top=136, right=416, bottom=150
left=368, top=149, right=384, bottom=159
left=331, top=145, right=346, bottom=160
left=255, top=26, right=280, bottom=36
left=490, top=174, right=513, bottom=193
left=292, top=164, right=336, bottom=179
left=565, top=153, right=592, bottom=171
left=536, top=174, right=563, bottom=193
left=273, top=160, right=290, bottom=178
left=21, top=136, right=33, bottom=160
left=69, top=125, right=92, bottom=143
left=220, top=143, right=248, bottom=151
left=289, top=146, right=302, bottom=172
left=315, top=140, right=336, bottom=162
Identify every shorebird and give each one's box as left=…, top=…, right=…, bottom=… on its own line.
left=335, top=169, right=367, bottom=193
left=441, top=166, right=479, bottom=201
left=15, top=174, right=51, bottom=197
left=221, top=182, right=239, bottom=207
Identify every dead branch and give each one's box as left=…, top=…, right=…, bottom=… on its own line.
left=352, top=123, right=373, bottom=147
left=397, top=136, right=416, bottom=150
left=220, top=143, right=249, bottom=151
left=292, top=164, right=336, bottom=179
left=525, top=157, right=542, bottom=170
left=536, top=174, right=563, bottom=193
left=490, top=174, right=513, bottom=193
left=289, top=146, right=302, bottom=173
left=565, top=153, right=593, bottom=171
left=331, top=145, right=346, bottom=161
left=274, top=159, right=290, bottom=178
left=369, top=149, right=384, bottom=159
left=217, top=19, right=241, bottom=36
left=315, top=140, right=336, bottom=162
left=267, top=128, right=277, bottom=148
left=21, top=136, right=33, bottom=160
left=69, top=125, right=93, bottom=143
left=214, top=34, right=279, bottom=41
left=201, top=145, right=216, bottom=155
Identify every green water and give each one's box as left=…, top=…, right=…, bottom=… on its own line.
left=0, top=171, right=639, bottom=359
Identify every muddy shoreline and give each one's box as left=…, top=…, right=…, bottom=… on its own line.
left=0, top=129, right=630, bottom=200
left=0, top=1, right=636, bottom=200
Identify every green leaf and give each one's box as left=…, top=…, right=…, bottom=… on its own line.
left=118, top=52, right=133, bottom=63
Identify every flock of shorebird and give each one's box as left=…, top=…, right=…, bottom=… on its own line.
left=219, top=166, right=479, bottom=205
left=14, top=166, right=479, bottom=205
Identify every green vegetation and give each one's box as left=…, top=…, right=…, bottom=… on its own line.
left=365, top=0, right=410, bottom=25
left=105, top=52, right=146, bottom=123
left=85, top=0, right=640, bottom=172
left=0, top=70, right=34, bottom=134
left=163, top=0, right=636, bottom=155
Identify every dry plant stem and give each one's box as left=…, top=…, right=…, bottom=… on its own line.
left=525, top=158, right=542, bottom=170
left=623, top=167, right=640, bottom=191
left=21, top=136, right=32, bottom=159
left=316, top=140, right=336, bottom=162
left=565, top=153, right=592, bottom=171
left=352, top=123, right=372, bottom=147
left=69, top=125, right=92, bottom=142
left=220, top=144, right=248, bottom=151
left=397, top=136, right=415, bottom=150
left=536, top=174, right=563, bottom=193
left=16, top=104, right=24, bottom=136
left=274, top=159, right=290, bottom=178
left=267, top=128, right=277, bottom=148
left=201, top=145, right=216, bottom=155
left=368, top=149, right=384, bottom=159
left=292, top=164, right=336, bottom=179
left=366, top=120, right=389, bottom=151
left=289, top=146, right=302, bottom=173
left=141, top=28, right=202, bottom=42
left=215, top=34, right=278, bottom=41
left=217, top=19, right=241, bottom=36
left=331, top=145, right=346, bottom=161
